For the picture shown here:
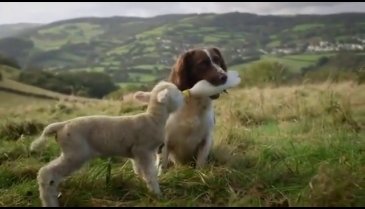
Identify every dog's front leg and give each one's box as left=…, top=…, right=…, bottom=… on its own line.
left=195, top=133, right=213, bottom=168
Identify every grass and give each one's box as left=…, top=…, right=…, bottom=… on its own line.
left=0, top=73, right=100, bottom=113
left=198, top=27, right=217, bottom=33
left=230, top=63, right=250, bottom=72
left=283, top=53, right=335, bottom=61
left=267, top=40, right=281, bottom=48
left=131, top=64, right=166, bottom=70
left=117, top=82, right=141, bottom=88
left=212, top=32, right=232, bottom=39
left=107, top=47, right=130, bottom=56
left=143, top=46, right=156, bottom=53
left=264, top=53, right=339, bottom=72
left=0, top=91, right=56, bottom=111
left=71, top=67, right=105, bottom=73
left=0, top=78, right=65, bottom=99
left=335, top=35, right=353, bottom=41
left=0, top=65, right=20, bottom=79
left=128, top=73, right=156, bottom=82
left=264, top=56, right=316, bottom=72
left=292, top=24, right=324, bottom=32
left=34, top=23, right=103, bottom=50
left=204, top=36, right=222, bottom=43
left=230, top=53, right=339, bottom=73
left=135, top=25, right=166, bottom=39
left=0, top=81, right=364, bottom=206
left=31, top=38, right=69, bottom=51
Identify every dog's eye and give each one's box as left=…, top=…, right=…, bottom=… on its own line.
left=201, top=60, right=210, bottom=66
left=213, top=57, right=220, bottom=64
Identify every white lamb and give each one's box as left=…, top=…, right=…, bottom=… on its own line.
left=30, top=76, right=240, bottom=207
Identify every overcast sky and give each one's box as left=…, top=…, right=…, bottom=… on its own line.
left=1, top=2, right=365, bottom=25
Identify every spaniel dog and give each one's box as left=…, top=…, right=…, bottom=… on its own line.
left=135, top=47, right=228, bottom=170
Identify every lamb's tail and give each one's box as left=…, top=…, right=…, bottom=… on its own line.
left=30, top=121, right=67, bottom=152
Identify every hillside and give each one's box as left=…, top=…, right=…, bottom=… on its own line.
left=0, top=65, right=99, bottom=102
left=0, top=23, right=42, bottom=39
left=0, top=12, right=365, bottom=87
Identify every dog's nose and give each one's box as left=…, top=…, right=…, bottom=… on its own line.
left=219, top=74, right=227, bottom=83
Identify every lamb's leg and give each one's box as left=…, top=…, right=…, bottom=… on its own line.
left=132, top=147, right=161, bottom=177
left=155, top=152, right=160, bottom=168
left=195, top=134, right=213, bottom=169
left=131, top=159, right=142, bottom=176
left=160, top=145, right=170, bottom=175
left=37, top=153, right=90, bottom=207
left=133, top=152, right=161, bottom=197
left=155, top=152, right=163, bottom=177
left=155, top=144, right=164, bottom=176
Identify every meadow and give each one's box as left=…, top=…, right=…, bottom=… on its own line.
left=0, top=81, right=364, bottom=206
left=1, top=11, right=365, bottom=207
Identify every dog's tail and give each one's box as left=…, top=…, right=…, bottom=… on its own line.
left=30, top=121, right=67, bottom=152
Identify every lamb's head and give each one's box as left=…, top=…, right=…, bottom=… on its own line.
left=134, top=81, right=184, bottom=113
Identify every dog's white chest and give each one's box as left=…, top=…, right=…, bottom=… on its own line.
left=166, top=101, right=214, bottom=135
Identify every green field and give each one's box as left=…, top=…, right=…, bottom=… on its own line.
left=267, top=40, right=281, bottom=48
left=1, top=12, right=365, bottom=206
left=230, top=53, right=338, bottom=72
left=71, top=67, right=105, bottom=73
left=131, top=64, right=166, bottom=70
left=0, top=81, right=364, bottom=206
left=0, top=79, right=65, bottom=99
left=292, top=23, right=324, bottom=32
left=0, top=91, right=56, bottom=110
left=1, top=12, right=364, bottom=82
left=33, top=23, right=104, bottom=50
left=0, top=66, right=98, bottom=103
left=136, top=25, right=167, bottom=39
left=128, top=73, right=156, bottom=82
left=204, top=35, right=222, bottom=43
left=0, top=65, right=20, bottom=79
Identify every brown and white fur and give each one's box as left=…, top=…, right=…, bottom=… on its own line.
left=135, top=47, right=228, bottom=170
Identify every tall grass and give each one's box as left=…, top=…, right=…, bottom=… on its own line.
left=0, top=82, right=364, bottom=206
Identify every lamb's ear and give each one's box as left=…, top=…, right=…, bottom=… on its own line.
left=157, top=89, right=169, bottom=103
left=133, top=91, right=151, bottom=104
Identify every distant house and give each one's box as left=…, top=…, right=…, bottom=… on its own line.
left=161, top=39, right=172, bottom=44
left=271, top=48, right=296, bottom=55
left=305, top=37, right=365, bottom=53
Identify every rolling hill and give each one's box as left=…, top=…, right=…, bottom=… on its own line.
left=0, top=12, right=364, bottom=87
left=0, top=23, right=42, bottom=39
left=0, top=65, right=99, bottom=102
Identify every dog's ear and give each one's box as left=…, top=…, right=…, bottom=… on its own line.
left=169, top=50, right=194, bottom=90
left=156, top=89, right=169, bottom=104
left=211, top=47, right=227, bottom=71
left=133, top=91, right=151, bottom=104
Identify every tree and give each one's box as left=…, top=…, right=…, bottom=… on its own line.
left=0, top=54, right=20, bottom=69
left=240, top=60, right=292, bottom=87
left=18, top=71, right=118, bottom=98
left=316, top=56, right=329, bottom=67
left=0, top=38, right=34, bottom=65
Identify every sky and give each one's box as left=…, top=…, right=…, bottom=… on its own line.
left=0, top=2, right=365, bottom=25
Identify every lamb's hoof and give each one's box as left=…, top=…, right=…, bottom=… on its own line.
left=154, top=192, right=163, bottom=200
left=57, top=192, right=62, bottom=199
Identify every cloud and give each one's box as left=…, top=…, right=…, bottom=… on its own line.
left=0, top=2, right=364, bottom=24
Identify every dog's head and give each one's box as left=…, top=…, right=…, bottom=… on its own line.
left=169, top=47, right=227, bottom=99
